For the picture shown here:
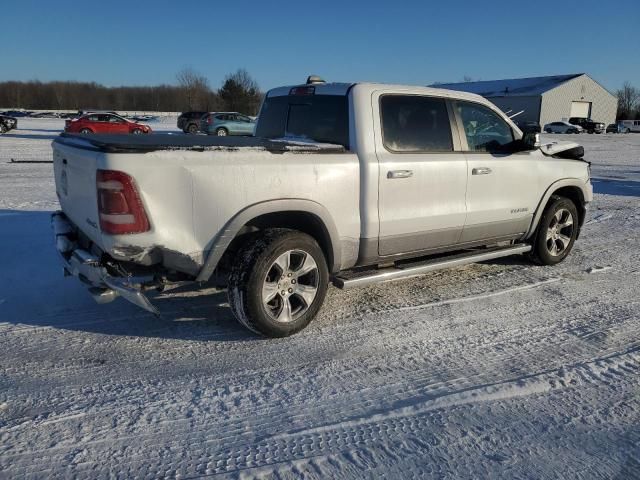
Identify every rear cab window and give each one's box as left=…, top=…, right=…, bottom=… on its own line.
left=255, top=91, right=349, bottom=148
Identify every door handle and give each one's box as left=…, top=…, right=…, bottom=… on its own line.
left=472, top=167, right=492, bottom=175
left=387, top=170, right=413, bottom=179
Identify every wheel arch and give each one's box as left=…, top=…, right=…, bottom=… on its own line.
left=195, top=199, right=343, bottom=282
left=525, top=180, right=588, bottom=240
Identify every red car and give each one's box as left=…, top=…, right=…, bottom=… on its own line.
left=65, top=113, right=152, bottom=135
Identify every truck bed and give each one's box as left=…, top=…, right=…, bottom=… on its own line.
left=55, top=133, right=346, bottom=154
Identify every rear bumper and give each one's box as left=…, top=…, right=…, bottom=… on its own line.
left=51, top=211, right=160, bottom=315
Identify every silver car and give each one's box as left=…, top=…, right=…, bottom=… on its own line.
left=544, top=121, right=582, bottom=134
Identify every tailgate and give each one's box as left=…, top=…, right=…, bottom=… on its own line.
left=52, top=141, right=102, bottom=245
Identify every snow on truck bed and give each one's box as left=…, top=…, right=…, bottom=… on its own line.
left=1, top=118, right=640, bottom=478
left=55, top=132, right=346, bottom=153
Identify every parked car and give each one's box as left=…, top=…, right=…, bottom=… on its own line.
left=543, top=121, right=582, bottom=134
left=52, top=79, right=591, bottom=337
left=177, top=111, right=208, bottom=134
left=201, top=112, right=256, bottom=136
left=568, top=117, right=605, bottom=134
left=2, top=110, right=31, bottom=117
left=606, top=123, right=621, bottom=133
left=618, top=120, right=640, bottom=133
left=0, top=114, right=18, bottom=133
left=64, top=113, right=152, bottom=134
left=516, top=121, right=541, bottom=134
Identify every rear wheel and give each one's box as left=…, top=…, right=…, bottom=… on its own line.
left=545, top=128, right=552, bottom=133
left=0, top=124, right=6, bottom=134
left=188, top=123, right=198, bottom=134
left=529, top=196, right=578, bottom=265
left=80, top=128, right=92, bottom=134
left=228, top=229, right=329, bottom=337
left=216, top=128, right=228, bottom=136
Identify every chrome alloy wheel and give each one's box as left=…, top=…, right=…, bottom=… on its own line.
left=546, top=208, right=574, bottom=256
left=262, top=250, right=319, bottom=323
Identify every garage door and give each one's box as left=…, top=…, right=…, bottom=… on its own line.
left=570, top=101, right=591, bottom=118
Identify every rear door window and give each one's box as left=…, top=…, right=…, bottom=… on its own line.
left=380, top=95, right=453, bottom=152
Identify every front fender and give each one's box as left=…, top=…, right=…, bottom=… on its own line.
left=524, top=178, right=592, bottom=239
left=195, top=199, right=345, bottom=282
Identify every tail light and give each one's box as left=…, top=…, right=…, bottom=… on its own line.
left=96, top=170, right=150, bottom=234
left=207, top=115, right=212, bottom=124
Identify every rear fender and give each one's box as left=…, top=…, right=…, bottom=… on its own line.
left=195, top=199, right=343, bottom=282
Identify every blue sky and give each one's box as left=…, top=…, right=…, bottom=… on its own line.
left=2, top=0, right=638, bottom=92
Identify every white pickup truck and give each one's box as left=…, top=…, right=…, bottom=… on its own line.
left=52, top=78, right=592, bottom=337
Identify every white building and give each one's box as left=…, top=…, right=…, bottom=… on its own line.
left=434, top=73, right=617, bottom=127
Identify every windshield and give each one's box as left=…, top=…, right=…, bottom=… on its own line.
left=255, top=94, right=349, bottom=148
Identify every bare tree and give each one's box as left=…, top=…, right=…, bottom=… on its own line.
left=616, top=82, right=640, bottom=120
left=218, top=69, right=263, bottom=115
left=176, top=68, right=211, bottom=110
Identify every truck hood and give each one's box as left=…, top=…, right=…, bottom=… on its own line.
left=539, top=141, right=585, bottom=161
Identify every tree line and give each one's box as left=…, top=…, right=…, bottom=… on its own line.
left=0, top=68, right=264, bottom=115
left=616, top=82, right=640, bottom=120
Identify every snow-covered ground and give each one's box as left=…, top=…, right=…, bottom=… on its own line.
left=1, top=119, right=639, bottom=478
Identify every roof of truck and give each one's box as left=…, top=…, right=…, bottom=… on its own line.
left=267, top=81, right=493, bottom=105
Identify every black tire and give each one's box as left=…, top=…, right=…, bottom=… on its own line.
left=0, top=124, right=7, bottom=134
left=187, top=123, right=198, bottom=134
left=228, top=229, right=329, bottom=337
left=529, top=195, right=579, bottom=266
left=132, top=129, right=143, bottom=135
left=215, top=128, right=228, bottom=136
left=545, top=128, right=552, bottom=133
left=80, top=128, right=92, bottom=134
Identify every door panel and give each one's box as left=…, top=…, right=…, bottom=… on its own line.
left=378, top=154, right=468, bottom=254
left=453, top=100, right=540, bottom=242
left=375, top=93, right=467, bottom=256
left=463, top=153, right=540, bottom=242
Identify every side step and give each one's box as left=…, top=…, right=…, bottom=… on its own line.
left=332, top=244, right=532, bottom=289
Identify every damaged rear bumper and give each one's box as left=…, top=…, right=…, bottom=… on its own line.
left=51, top=211, right=160, bottom=315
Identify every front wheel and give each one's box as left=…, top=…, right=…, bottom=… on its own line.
left=188, top=123, right=198, bottom=134
left=132, top=129, right=143, bottom=135
left=529, top=196, right=579, bottom=265
left=80, top=128, right=92, bottom=134
left=228, top=229, right=329, bottom=337
left=545, top=128, right=552, bottom=133
left=0, top=124, right=6, bottom=134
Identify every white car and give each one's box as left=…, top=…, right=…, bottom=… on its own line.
left=544, top=121, right=582, bottom=134
left=51, top=79, right=592, bottom=337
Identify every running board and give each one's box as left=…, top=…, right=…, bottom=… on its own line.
left=332, top=244, right=532, bottom=289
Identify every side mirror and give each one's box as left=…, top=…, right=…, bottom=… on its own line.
left=523, top=132, right=540, bottom=148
